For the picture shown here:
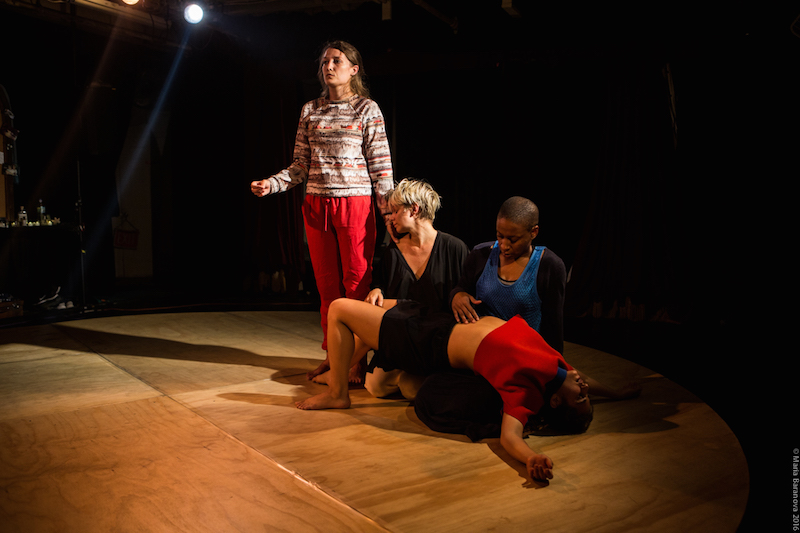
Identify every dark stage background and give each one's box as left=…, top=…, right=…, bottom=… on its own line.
left=1, top=2, right=795, bottom=531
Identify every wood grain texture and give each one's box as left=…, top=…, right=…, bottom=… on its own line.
left=0, top=325, right=160, bottom=421
left=54, top=312, right=325, bottom=395
left=0, top=397, right=387, bottom=533
left=0, top=312, right=748, bottom=532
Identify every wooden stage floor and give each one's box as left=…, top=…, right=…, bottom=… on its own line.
left=0, top=310, right=748, bottom=532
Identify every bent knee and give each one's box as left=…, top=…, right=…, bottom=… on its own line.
left=328, top=297, right=358, bottom=322
left=398, top=373, right=426, bottom=401
left=328, top=297, right=348, bottom=316
left=365, top=371, right=400, bottom=398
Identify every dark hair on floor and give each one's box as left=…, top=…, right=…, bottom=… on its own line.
left=527, top=402, right=593, bottom=435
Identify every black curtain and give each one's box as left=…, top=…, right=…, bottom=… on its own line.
left=565, top=58, right=683, bottom=322
left=241, top=63, right=309, bottom=297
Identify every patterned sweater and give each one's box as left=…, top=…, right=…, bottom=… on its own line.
left=267, top=95, right=394, bottom=200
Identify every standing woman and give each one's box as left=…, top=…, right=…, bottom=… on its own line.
left=251, top=41, right=394, bottom=367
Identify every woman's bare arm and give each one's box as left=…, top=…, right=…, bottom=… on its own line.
left=499, top=413, right=554, bottom=481
left=577, top=371, right=641, bottom=400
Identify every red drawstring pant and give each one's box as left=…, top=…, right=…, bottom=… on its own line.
left=303, top=195, right=376, bottom=351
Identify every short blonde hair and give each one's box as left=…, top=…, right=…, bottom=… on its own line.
left=387, top=178, right=442, bottom=221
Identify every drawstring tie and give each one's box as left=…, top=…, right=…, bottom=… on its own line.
left=323, top=198, right=331, bottom=232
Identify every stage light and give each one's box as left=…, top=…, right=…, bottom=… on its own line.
left=184, top=2, right=204, bottom=23
left=121, top=0, right=140, bottom=5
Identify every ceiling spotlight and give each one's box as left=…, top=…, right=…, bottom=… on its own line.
left=184, top=2, right=204, bottom=23
left=121, top=0, right=140, bottom=5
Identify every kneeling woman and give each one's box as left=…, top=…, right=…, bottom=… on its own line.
left=296, top=298, right=609, bottom=481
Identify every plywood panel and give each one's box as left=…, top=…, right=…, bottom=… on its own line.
left=0, top=312, right=748, bottom=532
left=0, top=325, right=160, bottom=421
left=54, top=312, right=325, bottom=395
left=0, top=396, right=388, bottom=533
left=178, top=370, right=747, bottom=533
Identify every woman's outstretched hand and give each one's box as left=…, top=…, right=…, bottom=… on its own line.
left=527, top=453, right=554, bottom=481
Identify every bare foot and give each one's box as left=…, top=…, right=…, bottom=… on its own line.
left=312, top=368, right=363, bottom=387
left=311, top=371, right=331, bottom=385
left=307, top=358, right=330, bottom=380
left=295, top=391, right=351, bottom=410
left=348, top=357, right=367, bottom=384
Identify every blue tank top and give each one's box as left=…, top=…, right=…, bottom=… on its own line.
left=476, top=243, right=545, bottom=331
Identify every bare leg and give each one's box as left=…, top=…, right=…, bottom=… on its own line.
left=311, top=336, right=371, bottom=385
left=365, top=369, right=425, bottom=400
left=347, top=344, right=369, bottom=385
left=365, top=367, right=403, bottom=397
left=348, top=354, right=367, bottom=384
left=577, top=371, right=642, bottom=400
left=310, top=370, right=333, bottom=386
left=296, top=299, right=392, bottom=410
left=397, top=372, right=426, bottom=401
left=307, top=359, right=330, bottom=381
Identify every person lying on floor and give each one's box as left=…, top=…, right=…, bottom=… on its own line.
left=416, top=194, right=568, bottom=440
left=295, top=298, right=638, bottom=481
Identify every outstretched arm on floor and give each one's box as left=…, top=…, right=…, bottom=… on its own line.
left=500, top=413, right=553, bottom=481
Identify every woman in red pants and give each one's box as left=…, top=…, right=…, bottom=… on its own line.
left=251, top=41, right=394, bottom=374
